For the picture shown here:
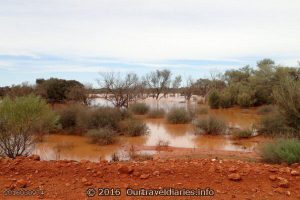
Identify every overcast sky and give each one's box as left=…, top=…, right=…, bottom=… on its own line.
left=0, top=0, right=300, bottom=86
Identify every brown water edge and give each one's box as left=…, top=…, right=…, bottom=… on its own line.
left=34, top=119, right=269, bottom=162
left=34, top=133, right=269, bottom=162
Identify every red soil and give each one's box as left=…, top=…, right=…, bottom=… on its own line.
left=0, top=156, right=299, bottom=200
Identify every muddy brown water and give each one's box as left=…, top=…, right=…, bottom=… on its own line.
left=35, top=96, right=264, bottom=161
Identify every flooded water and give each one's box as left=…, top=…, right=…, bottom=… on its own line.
left=35, top=96, right=263, bottom=161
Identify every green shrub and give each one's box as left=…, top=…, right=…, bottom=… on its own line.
left=260, top=139, right=300, bottom=164
left=257, top=105, right=276, bottom=114
left=193, top=115, right=227, bottom=135
left=232, top=129, right=253, bottom=139
left=273, top=77, right=300, bottom=135
left=237, top=93, right=254, bottom=107
left=120, top=119, right=149, bottom=136
left=258, top=113, right=290, bottom=136
left=36, top=78, right=87, bottom=103
left=0, top=95, right=58, bottom=158
left=86, top=128, right=116, bottom=145
left=89, top=107, right=122, bottom=130
left=208, top=90, right=220, bottom=109
left=197, top=106, right=208, bottom=115
left=58, top=106, right=127, bottom=133
left=129, top=103, right=150, bottom=115
left=219, top=91, right=233, bottom=108
left=58, top=104, right=89, bottom=131
left=167, top=108, right=192, bottom=124
left=147, top=108, right=165, bottom=118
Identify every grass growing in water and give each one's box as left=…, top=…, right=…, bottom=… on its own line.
left=258, top=112, right=291, bottom=136
left=257, top=105, right=275, bottom=115
left=260, top=139, right=300, bottom=164
left=197, top=105, right=208, bottom=115
left=232, top=129, right=253, bottom=139
left=58, top=105, right=128, bottom=133
left=86, top=128, right=116, bottom=145
left=167, top=108, right=192, bottom=124
left=193, top=115, right=227, bottom=135
left=129, top=103, right=150, bottom=115
left=120, top=119, right=149, bottom=136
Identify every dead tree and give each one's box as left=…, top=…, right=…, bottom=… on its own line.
left=98, top=72, right=140, bottom=108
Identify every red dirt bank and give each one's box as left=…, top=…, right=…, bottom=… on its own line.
left=0, top=156, right=299, bottom=200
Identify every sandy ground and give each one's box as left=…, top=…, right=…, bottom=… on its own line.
left=0, top=156, right=300, bottom=200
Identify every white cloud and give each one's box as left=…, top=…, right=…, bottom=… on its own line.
left=0, top=0, right=299, bottom=63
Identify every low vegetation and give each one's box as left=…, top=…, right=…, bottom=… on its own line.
left=58, top=105, right=125, bottom=133
left=58, top=104, right=89, bottom=132
left=197, top=105, right=208, bottom=114
left=89, top=107, right=123, bottom=130
left=258, top=113, right=290, bottom=136
left=128, top=146, right=153, bottom=161
left=119, top=119, right=149, bottom=136
left=129, top=103, right=150, bottom=115
left=208, top=90, right=220, bottom=109
left=156, top=139, right=170, bottom=148
left=232, top=129, right=253, bottom=139
left=147, top=108, right=165, bottom=118
left=167, top=108, right=193, bottom=124
left=260, top=139, right=300, bottom=164
left=193, top=115, right=227, bottom=135
left=86, top=128, right=116, bottom=145
left=257, top=105, right=275, bottom=115
left=0, top=95, right=58, bottom=158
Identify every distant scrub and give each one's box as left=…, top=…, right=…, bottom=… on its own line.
left=260, top=139, right=300, bottom=164
left=167, top=108, right=193, bottom=124
left=129, top=103, right=150, bottom=115
left=86, top=128, right=116, bottom=145
left=147, top=108, right=165, bottom=118
left=36, top=78, right=88, bottom=104
left=194, top=115, right=227, bottom=135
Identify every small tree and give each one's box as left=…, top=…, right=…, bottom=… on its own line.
left=182, top=77, right=195, bottom=100
left=0, top=95, right=58, bottom=158
left=171, top=75, right=182, bottom=95
left=144, top=69, right=171, bottom=100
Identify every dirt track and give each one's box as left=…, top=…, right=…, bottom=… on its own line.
left=0, top=156, right=299, bottom=200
